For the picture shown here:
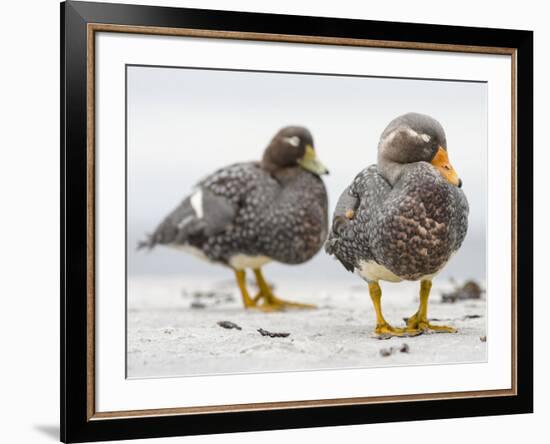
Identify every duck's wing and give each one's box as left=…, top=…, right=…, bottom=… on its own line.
left=324, top=185, right=358, bottom=272
left=138, top=162, right=261, bottom=250
left=348, top=165, right=392, bottom=207
left=329, top=165, right=391, bottom=232
left=332, top=186, right=359, bottom=222
left=325, top=165, right=391, bottom=272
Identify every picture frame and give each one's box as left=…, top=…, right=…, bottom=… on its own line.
left=61, top=1, right=533, bottom=442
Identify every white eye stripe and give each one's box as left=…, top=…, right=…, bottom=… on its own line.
left=385, top=127, right=430, bottom=144
left=283, top=136, right=301, bottom=147
left=405, top=128, right=431, bottom=143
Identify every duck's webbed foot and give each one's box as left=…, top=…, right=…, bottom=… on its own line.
left=253, top=293, right=316, bottom=311
left=374, top=322, right=408, bottom=339
left=404, top=313, right=457, bottom=334
left=251, top=268, right=316, bottom=311
left=404, top=280, right=457, bottom=335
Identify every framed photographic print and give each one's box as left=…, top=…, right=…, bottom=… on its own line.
left=61, top=1, right=533, bottom=442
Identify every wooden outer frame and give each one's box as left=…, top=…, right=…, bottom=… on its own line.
left=62, top=1, right=533, bottom=442
left=85, top=23, right=517, bottom=418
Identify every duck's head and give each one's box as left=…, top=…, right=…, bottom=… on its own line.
left=261, top=126, right=329, bottom=176
left=377, top=113, right=462, bottom=188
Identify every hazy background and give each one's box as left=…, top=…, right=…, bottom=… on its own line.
left=127, top=65, right=487, bottom=284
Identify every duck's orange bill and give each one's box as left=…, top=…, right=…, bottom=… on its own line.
left=431, top=146, right=461, bottom=187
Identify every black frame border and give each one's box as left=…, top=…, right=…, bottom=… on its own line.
left=61, top=1, right=533, bottom=442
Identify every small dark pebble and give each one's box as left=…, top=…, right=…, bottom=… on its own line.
left=190, top=301, right=206, bottom=309
left=193, top=291, right=216, bottom=299
left=217, top=321, right=242, bottom=330
left=380, top=348, right=393, bottom=357
left=194, top=290, right=233, bottom=300
left=257, top=328, right=290, bottom=338
left=480, top=336, right=487, bottom=342
left=380, top=343, right=410, bottom=357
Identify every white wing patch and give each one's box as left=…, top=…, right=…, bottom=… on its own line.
left=190, top=188, right=204, bottom=219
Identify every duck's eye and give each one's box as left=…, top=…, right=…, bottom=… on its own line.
left=444, top=165, right=451, bottom=171
left=283, top=136, right=300, bottom=147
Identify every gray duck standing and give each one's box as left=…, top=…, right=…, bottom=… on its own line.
left=325, top=113, right=468, bottom=337
left=140, top=126, right=329, bottom=310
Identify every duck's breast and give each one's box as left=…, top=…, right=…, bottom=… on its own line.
left=370, top=162, right=468, bottom=280
left=258, top=169, right=329, bottom=264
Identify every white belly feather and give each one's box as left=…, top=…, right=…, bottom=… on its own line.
left=356, top=259, right=442, bottom=283
left=171, top=246, right=271, bottom=270
left=228, top=254, right=272, bottom=270
left=357, top=260, right=403, bottom=283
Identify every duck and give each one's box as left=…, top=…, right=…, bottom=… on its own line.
left=325, top=113, right=469, bottom=337
left=139, top=126, right=329, bottom=310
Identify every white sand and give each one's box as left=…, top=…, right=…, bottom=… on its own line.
left=127, top=275, right=487, bottom=378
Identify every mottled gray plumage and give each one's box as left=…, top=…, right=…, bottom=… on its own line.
left=140, top=127, right=329, bottom=268
left=325, top=113, right=469, bottom=281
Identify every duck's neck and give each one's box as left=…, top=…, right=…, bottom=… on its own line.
left=377, top=155, right=404, bottom=186
left=260, top=153, right=279, bottom=175
left=270, top=166, right=308, bottom=185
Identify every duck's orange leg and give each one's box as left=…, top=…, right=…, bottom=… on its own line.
left=368, top=281, right=407, bottom=338
left=234, top=270, right=257, bottom=309
left=405, top=280, right=457, bottom=334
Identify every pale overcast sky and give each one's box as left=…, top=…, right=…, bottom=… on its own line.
left=127, top=65, right=487, bottom=283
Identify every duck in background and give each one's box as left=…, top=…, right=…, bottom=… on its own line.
left=140, top=126, right=329, bottom=311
